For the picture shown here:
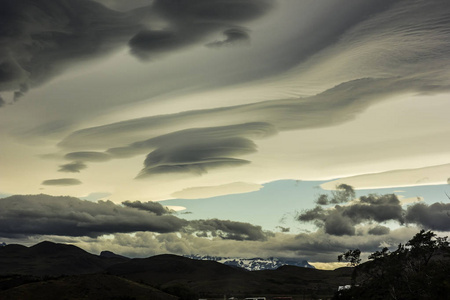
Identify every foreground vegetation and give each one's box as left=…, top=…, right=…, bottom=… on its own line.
left=334, top=230, right=450, bottom=300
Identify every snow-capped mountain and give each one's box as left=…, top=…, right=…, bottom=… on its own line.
left=185, top=255, right=315, bottom=271
left=0, top=242, right=6, bottom=247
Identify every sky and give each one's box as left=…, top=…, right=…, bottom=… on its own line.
left=0, top=0, right=450, bottom=269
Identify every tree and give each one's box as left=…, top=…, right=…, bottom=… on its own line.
left=334, top=230, right=450, bottom=300
left=338, top=249, right=361, bottom=267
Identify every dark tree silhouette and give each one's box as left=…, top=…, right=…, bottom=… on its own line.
left=338, top=249, right=361, bottom=267
left=334, top=230, right=450, bottom=300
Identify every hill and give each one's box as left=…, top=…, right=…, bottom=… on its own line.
left=0, top=274, right=178, bottom=300
left=0, top=241, right=128, bottom=276
left=0, top=241, right=352, bottom=299
left=107, top=254, right=352, bottom=298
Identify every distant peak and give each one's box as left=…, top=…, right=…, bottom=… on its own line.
left=185, top=255, right=315, bottom=271
left=100, top=250, right=129, bottom=259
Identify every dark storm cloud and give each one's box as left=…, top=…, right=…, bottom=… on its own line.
left=405, top=202, right=450, bottom=231
left=0, top=194, right=268, bottom=241
left=65, top=151, right=111, bottom=162
left=0, top=0, right=142, bottom=100
left=323, top=213, right=355, bottom=236
left=152, top=0, right=273, bottom=22
left=368, top=225, right=390, bottom=235
left=122, top=200, right=171, bottom=215
left=128, top=0, right=272, bottom=59
left=185, top=219, right=268, bottom=241
left=298, top=193, right=404, bottom=236
left=343, top=194, right=404, bottom=224
left=58, top=161, right=87, bottom=173
left=41, top=178, right=82, bottom=186
left=0, top=0, right=273, bottom=101
left=206, top=28, right=250, bottom=48
left=300, top=189, right=450, bottom=236
left=0, top=194, right=187, bottom=237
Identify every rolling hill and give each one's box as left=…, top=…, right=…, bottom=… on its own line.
left=0, top=241, right=352, bottom=299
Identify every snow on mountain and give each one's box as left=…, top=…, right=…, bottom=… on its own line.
left=185, top=255, right=315, bottom=271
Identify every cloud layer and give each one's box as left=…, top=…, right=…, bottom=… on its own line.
left=0, top=194, right=268, bottom=241
left=298, top=191, right=450, bottom=236
left=0, top=0, right=273, bottom=103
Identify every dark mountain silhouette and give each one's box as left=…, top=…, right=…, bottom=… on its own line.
left=100, top=250, right=129, bottom=259
left=0, top=241, right=128, bottom=276
left=0, top=241, right=352, bottom=299
left=0, top=274, right=178, bottom=300
left=107, top=254, right=352, bottom=297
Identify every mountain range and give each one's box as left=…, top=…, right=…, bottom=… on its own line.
left=185, top=255, right=315, bottom=271
left=0, top=241, right=352, bottom=299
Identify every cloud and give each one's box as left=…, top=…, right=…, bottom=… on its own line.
left=321, top=164, right=450, bottom=190
left=58, top=78, right=407, bottom=150
left=345, top=194, right=404, bottom=223
left=128, top=0, right=272, bottom=59
left=323, top=213, right=355, bottom=236
left=0, top=194, right=268, bottom=241
left=152, top=0, right=273, bottom=22
left=171, top=182, right=263, bottom=199
left=53, top=75, right=450, bottom=180
left=41, top=178, right=82, bottom=186
left=122, top=200, right=172, bottom=215
left=276, top=226, right=290, bottom=233
left=65, top=152, right=111, bottom=162
left=299, top=188, right=450, bottom=236
left=405, top=202, right=450, bottom=231
left=298, top=193, right=404, bottom=236
left=80, top=192, right=112, bottom=201
left=0, top=0, right=142, bottom=101
left=66, top=226, right=419, bottom=263
left=138, top=138, right=254, bottom=177
left=0, top=194, right=187, bottom=237
left=183, top=219, right=268, bottom=241
left=38, top=0, right=449, bottom=184
left=315, top=184, right=355, bottom=205
left=60, top=76, right=449, bottom=153
left=91, top=0, right=152, bottom=12
left=206, top=28, right=250, bottom=48
left=368, top=225, right=390, bottom=236
left=105, top=122, right=276, bottom=177
left=58, top=161, right=87, bottom=173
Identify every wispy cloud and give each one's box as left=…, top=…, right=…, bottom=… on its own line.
left=58, top=161, right=87, bottom=173
left=41, top=178, right=82, bottom=186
